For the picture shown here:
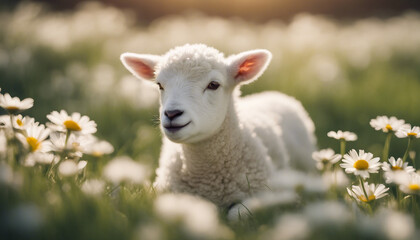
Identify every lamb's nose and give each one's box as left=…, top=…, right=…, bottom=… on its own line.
left=165, top=109, right=184, bottom=121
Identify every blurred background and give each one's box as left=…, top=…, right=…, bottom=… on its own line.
left=3, top=0, right=420, bottom=22
left=1, top=0, right=420, bottom=166
left=2, top=1, right=420, bottom=240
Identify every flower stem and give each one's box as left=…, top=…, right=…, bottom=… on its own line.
left=8, top=114, right=17, bottom=137
left=365, top=202, right=373, bottom=216
left=397, top=186, right=403, bottom=210
left=413, top=195, right=418, bottom=216
left=382, top=132, right=393, bottom=162
left=46, top=160, right=55, bottom=179
left=409, top=151, right=416, bottom=169
left=7, top=114, right=18, bottom=166
left=402, top=137, right=413, bottom=165
left=65, top=130, right=71, bottom=147
left=340, top=139, right=346, bottom=157
left=359, top=177, right=369, bottom=202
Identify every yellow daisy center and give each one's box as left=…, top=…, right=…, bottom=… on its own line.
left=92, top=151, right=103, bottom=157
left=6, top=106, right=19, bottom=111
left=64, top=120, right=82, bottom=131
left=16, top=118, right=23, bottom=127
left=385, top=124, right=393, bottom=131
left=391, top=166, right=403, bottom=171
left=26, top=137, right=41, bottom=152
left=353, top=159, right=369, bottom=170
left=359, top=195, right=376, bottom=202
left=409, top=184, right=420, bottom=191
left=407, top=132, right=417, bottom=136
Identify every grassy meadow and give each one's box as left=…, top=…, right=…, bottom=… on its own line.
left=1, top=2, right=420, bottom=240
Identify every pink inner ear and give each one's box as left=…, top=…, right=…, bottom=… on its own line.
left=127, top=57, right=155, bottom=79
left=235, top=56, right=260, bottom=79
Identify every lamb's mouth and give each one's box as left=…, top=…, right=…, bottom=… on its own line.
left=164, top=121, right=191, bottom=133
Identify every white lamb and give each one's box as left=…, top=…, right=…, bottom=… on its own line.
left=120, top=44, right=316, bottom=207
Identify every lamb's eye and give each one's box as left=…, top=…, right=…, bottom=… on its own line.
left=207, top=81, right=220, bottom=90
left=157, top=82, right=164, bottom=90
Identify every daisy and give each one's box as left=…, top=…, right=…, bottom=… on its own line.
left=347, top=182, right=389, bottom=203
left=322, top=169, right=349, bottom=188
left=382, top=157, right=415, bottom=183
left=81, top=179, right=106, bottom=196
left=0, top=131, right=6, bottom=155
left=382, top=157, right=415, bottom=173
left=16, top=123, right=51, bottom=153
left=327, top=130, right=357, bottom=141
left=312, top=148, right=342, bottom=170
left=24, top=152, right=58, bottom=167
left=395, top=172, right=420, bottom=195
left=0, top=93, right=34, bottom=114
left=103, top=156, right=150, bottom=184
left=370, top=116, right=406, bottom=133
left=47, top=110, right=97, bottom=135
left=0, top=115, right=8, bottom=128
left=49, top=132, right=94, bottom=157
left=83, top=137, right=114, bottom=157
left=12, top=114, right=35, bottom=131
left=154, top=193, right=230, bottom=238
left=395, top=125, right=420, bottom=138
left=58, top=159, right=87, bottom=177
left=340, top=149, right=381, bottom=179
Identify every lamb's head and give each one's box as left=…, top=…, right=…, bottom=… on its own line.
left=120, top=44, right=271, bottom=143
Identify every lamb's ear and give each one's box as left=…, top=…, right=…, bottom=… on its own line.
left=227, top=49, right=272, bottom=85
left=120, top=53, right=161, bottom=81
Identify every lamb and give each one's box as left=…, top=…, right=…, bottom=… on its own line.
left=120, top=44, right=317, bottom=207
